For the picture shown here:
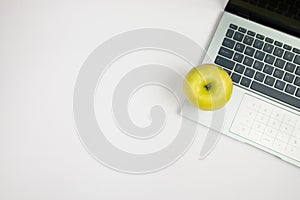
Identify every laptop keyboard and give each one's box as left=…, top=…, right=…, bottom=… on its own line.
left=214, top=23, right=300, bottom=109
left=231, top=94, right=300, bottom=161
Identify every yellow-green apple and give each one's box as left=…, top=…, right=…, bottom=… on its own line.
left=183, top=64, right=233, bottom=110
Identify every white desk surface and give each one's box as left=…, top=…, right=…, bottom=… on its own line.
left=1, top=0, right=300, bottom=199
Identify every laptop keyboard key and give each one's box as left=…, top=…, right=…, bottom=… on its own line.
left=296, top=66, right=300, bottom=76
left=253, top=39, right=264, bottom=49
left=284, top=73, right=295, bottom=83
left=285, top=84, right=296, bottom=95
left=265, top=37, right=274, bottom=43
left=296, top=89, right=300, bottom=98
left=215, top=56, right=235, bottom=70
left=254, top=71, right=265, bottom=82
left=219, top=47, right=234, bottom=59
left=231, top=73, right=241, bottom=83
left=293, top=48, right=300, bottom=54
left=294, top=55, right=300, bottom=65
left=234, top=64, right=245, bottom=74
left=264, top=76, right=275, bottom=86
left=235, top=43, right=245, bottom=52
left=222, top=38, right=235, bottom=49
left=254, top=50, right=265, bottom=60
left=273, top=47, right=284, bottom=57
left=294, top=77, right=300, bottom=87
left=238, top=27, right=247, bottom=33
left=285, top=62, right=296, bottom=73
left=256, top=34, right=265, bottom=40
left=243, top=35, right=254, bottom=45
left=254, top=60, right=264, bottom=70
left=263, top=43, right=274, bottom=53
left=264, top=54, right=275, bottom=65
left=243, top=56, right=254, bottom=67
left=283, top=51, right=294, bottom=61
left=274, top=41, right=283, bottom=47
left=245, top=46, right=255, bottom=56
left=226, top=29, right=234, bottom=38
left=247, top=30, right=256, bottom=36
left=273, top=69, right=284, bottom=79
left=274, top=58, right=285, bottom=69
left=233, top=32, right=244, bottom=42
left=229, top=24, right=238, bottom=30
left=263, top=64, right=274, bottom=75
left=250, top=81, right=300, bottom=109
left=233, top=52, right=244, bottom=62
left=284, top=44, right=292, bottom=50
left=241, top=77, right=251, bottom=87
left=275, top=80, right=286, bottom=90
left=244, top=68, right=255, bottom=78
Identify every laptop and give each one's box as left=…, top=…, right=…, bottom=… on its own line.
left=181, top=0, right=300, bottom=167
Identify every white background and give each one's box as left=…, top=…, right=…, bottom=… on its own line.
left=1, top=0, right=300, bottom=199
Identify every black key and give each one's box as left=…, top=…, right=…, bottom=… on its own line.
left=264, top=76, right=275, bottom=86
left=244, top=68, right=255, bottom=78
left=265, top=37, right=274, bottom=43
left=273, top=47, right=284, bottom=57
left=273, top=69, right=284, bottom=79
left=238, top=27, right=247, bottom=33
left=247, top=30, right=255, bottom=36
left=233, top=52, right=244, bottom=63
left=243, top=35, right=254, bottom=45
left=263, top=64, right=274, bottom=75
left=296, top=88, right=300, bottom=98
left=285, top=62, right=296, bottom=73
left=230, top=24, right=238, bottom=30
left=251, top=81, right=300, bottom=109
left=274, top=58, right=285, bottom=69
left=263, top=43, right=274, bottom=53
left=253, top=39, right=264, bottom=49
left=219, top=47, right=234, bottom=59
left=224, top=69, right=232, bottom=76
left=294, top=77, right=300, bottom=87
left=256, top=34, right=265, bottom=40
left=283, top=51, right=294, bottom=61
left=293, top=48, right=300, bottom=54
left=254, top=71, right=265, bottom=82
left=253, top=60, right=264, bottom=70
left=264, top=54, right=275, bottom=65
left=285, top=84, right=296, bottom=95
left=243, top=56, right=254, bottom=67
left=241, top=77, right=251, bottom=87
left=296, top=66, right=300, bottom=76
left=283, top=44, right=292, bottom=51
left=274, top=41, right=283, bottom=47
left=234, top=64, right=245, bottom=74
left=245, top=47, right=255, bottom=56
left=215, top=56, right=235, bottom=70
left=284, top=72, right=295, bottom=83
left=254, top=50, right=265, bottom=61
left=275, top=80, right=286, bottom=90
left=294, top=55, right=300, bottom=65
left=231, top=73, right=241, bottom=83
left=226, top=29, right=234, bottom=38
left=233, top=32, right=244, bottom=42
left=222, top=38, right=235, bottom=49
left=234, top=43, right=245, bottom=52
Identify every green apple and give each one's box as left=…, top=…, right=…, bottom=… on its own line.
left=183, top=64, right=233, bottom=110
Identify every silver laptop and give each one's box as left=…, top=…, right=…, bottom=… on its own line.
left=182, top=0, right=300, bottom=167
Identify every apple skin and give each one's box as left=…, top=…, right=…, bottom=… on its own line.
left=183, top=64, right=233, bottom=110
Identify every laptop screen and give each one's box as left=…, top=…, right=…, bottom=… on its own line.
left=225, top=0, right=300, bottom=38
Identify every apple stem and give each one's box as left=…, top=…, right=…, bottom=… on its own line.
left=205, top=83, right=212, bottom=91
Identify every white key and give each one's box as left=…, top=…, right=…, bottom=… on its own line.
left=276, top=132, right=290, bottom=143
left=283, top=115, right=298, bottom=126
left=271, top=109, right=284, bottom=122
left=248, top=130, right=262, bottom=142
left=267, top=118, right=281, bottom=130
left=231, top=125, right=251, bottom=137
left=288, top=137, right=300, bottom=148
left=256, top=113, right=269, bottom=124
left=285, top=145, right=300, bottom=160
left=264, top=127, right=278, bottom=137
left=260, top=105, right=272, bottom=116
left=293, top=121, right=300, bottom=138
left=279, top=123, right=293, bottom=134
left=252, top=121, right=266, bottom=133
left=273, top=139, right=287, bottom=153
left=260, top=134, right=275, bottom=148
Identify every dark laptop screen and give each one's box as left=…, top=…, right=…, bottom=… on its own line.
left=225, top=0, right=300, bottom=38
